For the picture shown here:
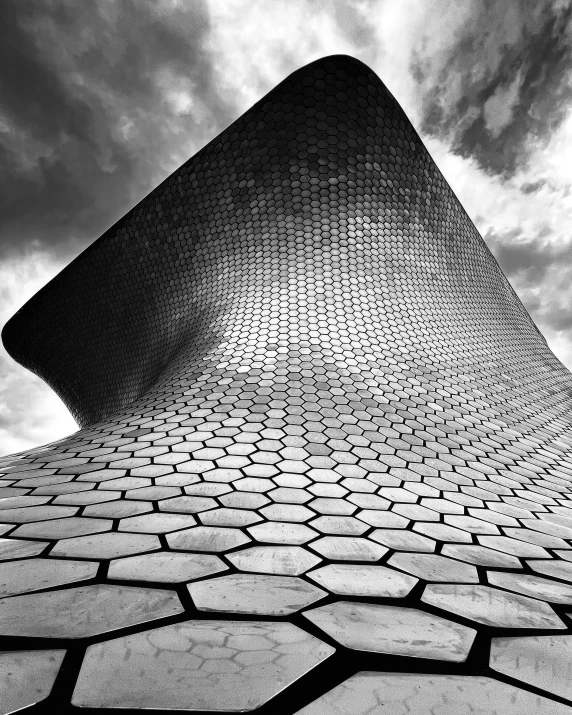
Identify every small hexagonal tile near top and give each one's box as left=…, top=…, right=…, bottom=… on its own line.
left=0, top=558, right=98, bottom=598
left=487, top=571, right=572, bottom=604
left=188, top=573, right=327, bottom=615
left=227, top=545, right=321, bottom=575
left=303, top=601, right=476, bottom=662
left=0, top=584, right=183, bottom=638
left=387, top=553, right=479, bottom=584
left=0, top=537, right=48, bottom=560
left=108, top=551, right=228, bottom=583
left=490, top=634, right=572, bottom=702
left=0, top=650, right=66, bottom=715
left=167, top=526, right=251, bottom=552
left=247, top=521, right=317, bottom=544
left=296, top=672, right=572, bottom=715
left=309, top=536, right=387, bottom=562
left=308, top=564, right=418, bottom=598
left=422, top=584, right=566, bottom=629
left=71, top=620, right=334, bottom=711
left=50, top=532, right=161, bottom=559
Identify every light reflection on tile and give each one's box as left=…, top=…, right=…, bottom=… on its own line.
left=303, top=602, right=476, bottom=661
left=72, top=620, right=334, bottom=710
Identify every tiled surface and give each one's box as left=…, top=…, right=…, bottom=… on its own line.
left=297, top=672, right=572, bottom=714
left=0, top=650, right=65, bottom=715
left=1, top=53, right=572, bottom=711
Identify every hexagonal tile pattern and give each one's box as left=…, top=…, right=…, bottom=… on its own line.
left=2, top=51, right=572, bottom=715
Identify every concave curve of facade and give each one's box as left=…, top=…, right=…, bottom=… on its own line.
left=1, top=54, right=572, bottom=714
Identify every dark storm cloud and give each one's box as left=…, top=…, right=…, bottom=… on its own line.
left=0, top=0, right=236, bottom=261
left=416, top=1, right=572, bottom=176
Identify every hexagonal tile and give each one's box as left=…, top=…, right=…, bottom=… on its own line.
left=188, top=574, right=326, bottom=615
left=387, top=553, right=479, bottom=583
left=308, top=564, right=417, bottom=598
left=303, top=602, right=476, bottom=661
left=72, top=620, right=334, bottom=710
left=0, top=558, right=98, bottom=598
left=108, top=551, right=228, bottom=583
left=227, top=545, right=321, bottom=575
left=422, top=584, right=566, bottom=629
left=50, top=532, right=160, bottom=559
left=0, top=650, right=65, bottom=715
left=490, top=634, right=572, bottom=701
left=167, top=526, right=250, bottom=552
left=297, top=672, right=572, bottom=715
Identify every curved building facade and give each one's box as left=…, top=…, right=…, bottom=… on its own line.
left=1, top=55, right=572, bottom=713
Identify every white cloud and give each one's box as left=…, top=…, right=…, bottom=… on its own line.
left=0, top=252, right=77, bottom=456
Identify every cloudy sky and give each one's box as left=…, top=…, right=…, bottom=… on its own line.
left=1, top=0, right=572, bottom=456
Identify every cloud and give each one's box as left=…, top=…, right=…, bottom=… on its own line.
left=0, top=251, right=76, bottom=455
left=0, top=0, right=236, bottom=262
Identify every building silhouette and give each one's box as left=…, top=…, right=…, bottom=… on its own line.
left=1, top=55, right=572, bottom=713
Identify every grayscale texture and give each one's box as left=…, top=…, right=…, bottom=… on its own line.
left=1, top=53, right=572, bottom=711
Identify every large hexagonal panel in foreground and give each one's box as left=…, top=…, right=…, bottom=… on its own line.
left=72, top=620, right=334, bottom=711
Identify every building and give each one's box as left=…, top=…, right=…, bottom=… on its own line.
left=2, top=55, right=572, bottom=713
